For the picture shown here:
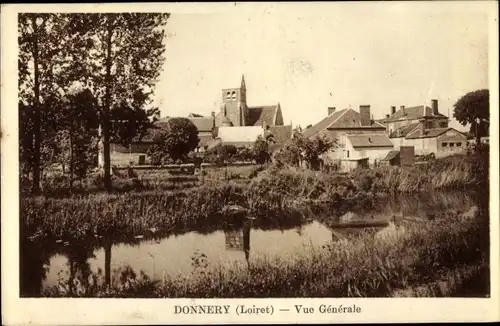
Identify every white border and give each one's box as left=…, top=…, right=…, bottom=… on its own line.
left=2, top=2, right=499, bottom=325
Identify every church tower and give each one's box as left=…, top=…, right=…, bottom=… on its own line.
left=220, top=74, right=248, bottom=126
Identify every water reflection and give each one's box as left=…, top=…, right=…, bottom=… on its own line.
left=224, top=220, right=251, bottom=265
left=21, top=191, right=480, bottom=296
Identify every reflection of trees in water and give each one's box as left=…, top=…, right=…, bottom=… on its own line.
left=20, top=239, right=54, bottom=297
left=372, top=191, right=475, bottom=219
left=61, top=240, right=96, bottom=296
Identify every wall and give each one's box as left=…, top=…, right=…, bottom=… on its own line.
left=357, top=148, right=394, bottom=165
left=222, top=88, right=245, bottom=126
left=436, top=130, right=467, bottom=157
left=110, top=143, right=151, bottom=154
left=390, top=137, right=406, bottom=149
left=410, top=138, right=438, bottom=156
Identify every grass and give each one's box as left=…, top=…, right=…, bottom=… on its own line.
left=21, top=152, right=488, bottom=242
left=21, top=152, right=490, bottom=298
left=40, top=207, right=489, bottom=298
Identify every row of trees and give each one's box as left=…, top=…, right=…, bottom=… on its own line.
left=19, top=13, right=169, bottom=194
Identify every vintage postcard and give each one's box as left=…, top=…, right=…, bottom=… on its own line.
left=1, top=1, right=499, bottom=325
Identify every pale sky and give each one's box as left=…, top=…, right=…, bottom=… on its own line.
left=152, top=2, right=490, bottom=130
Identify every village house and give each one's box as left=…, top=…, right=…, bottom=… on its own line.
left=378, top=100, right=468, bottom=157
left=302, top=105, right=394, bottom=172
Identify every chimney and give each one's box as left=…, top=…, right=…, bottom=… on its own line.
left=401, top=105, right=406, bottom=117
left=359, top=105, right=371, bottom=127
left=385, top=114, right=390, bottom=119
left=328, top=107, right=336, bottom=116
left=431, top=99, right=438, bottom=115
left=391, top=106, right=396, bottom=115
left=211, top=111, right=215, bottom=117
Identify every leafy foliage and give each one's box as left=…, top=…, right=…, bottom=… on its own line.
left=453, top=89, right=489, bottom=145
left=18, top=13, right=170, bottom=192
left=203, top=144, right=238, bottom=166
left=275, top=130, right=334, bottom=169
left=253, top=136, right=270, bottom=164
left=147, top=118, right=200, bottom=163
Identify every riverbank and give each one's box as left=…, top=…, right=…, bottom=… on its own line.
left=40, top=206, right=489, bottom=297
left=21, top=152, right=487, bottom=241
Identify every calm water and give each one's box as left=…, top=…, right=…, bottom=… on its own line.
left=21, top=191, right=477, bottom=296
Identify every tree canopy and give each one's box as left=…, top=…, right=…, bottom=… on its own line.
left=147, top=118, right=200, bottom=163
left=453, top=89, right=489, bottom=145
left=18, top=13, right=170, bottom=192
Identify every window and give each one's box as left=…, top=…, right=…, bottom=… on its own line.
left=347, top=150, right=350, bottom=158
left=442, top=142, right=448, bottom=147
left=425, top=121, right=433, bottom=129
left=439, top=122, right=447, bottom=128
left=456, top=142, right=462, bottom=147
left=226, top=92, right=231, bottom=100
left=449, top=142, right=455, bottom=148
left=231, top=91, right=236, bottom=100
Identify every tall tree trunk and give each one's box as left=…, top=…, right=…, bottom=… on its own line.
left=69, top=133, right=74, bottom=193
left=102, top=17, right=113, bottom=192
left=475, top=120, right=481, bottom=150
left=32, top=16, right=41, bottom=195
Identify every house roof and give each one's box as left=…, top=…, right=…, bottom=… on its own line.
left=217, top=126, right=264, bottom=144
left=190, top=116, right=215, bottom=132
left=346, top=134, right=394, bottom=148
left=247, top=105, right=278, bottom=126
left=302, top=109, right=348, bottom=138
left=267, top=125, right=293, bottom=144
left=302, top=109, right=386, bottom=139
left=389, top=122, right=420, bottom=138
left=406, top=127, right=466, bottom=139
left=383, top=105, right=448, bottom=122
left=188, top=113, right=204, bottom=118
left=381, top=150, right=400, bottom=161
left=158, top=115, right=214, bottom=132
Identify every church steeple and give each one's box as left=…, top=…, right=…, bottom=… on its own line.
left=241, top=74, right=246, bottom=90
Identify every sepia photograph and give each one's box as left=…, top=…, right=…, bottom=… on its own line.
left=2, top=1, right=499, bottom=324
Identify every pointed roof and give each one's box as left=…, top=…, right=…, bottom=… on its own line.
left=241, top=74, right=246, bottom=90
left=247, top=105, right=279, bottom=126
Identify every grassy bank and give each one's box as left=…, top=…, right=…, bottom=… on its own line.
left=21, top=152, right=487, bottom=241
left=42, top=207, right=489, bottom=297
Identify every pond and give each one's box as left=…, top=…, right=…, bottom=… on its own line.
left=21, top=191, right=477, bottom=296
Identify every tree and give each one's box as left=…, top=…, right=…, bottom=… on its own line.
left=453, top=89, right=489, bottom=147
left=59, top=88, right=99, bottom=189
left=275, top=131, right=334, bottom=169
left=203, top=144, right=237, bottom=166
left=110, top=90, right=160, bottom=146
left=253, top=136, right=270, bottom=164
left=147, top=118, right=199, bottom=163
left=65, top=13, right=170, bottom=191
left=19, top=13, right=71, bottom=194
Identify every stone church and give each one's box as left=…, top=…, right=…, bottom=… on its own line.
left=105, top=74, right=292, bottom=166
left=206, top=74, right=291, bottom=150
